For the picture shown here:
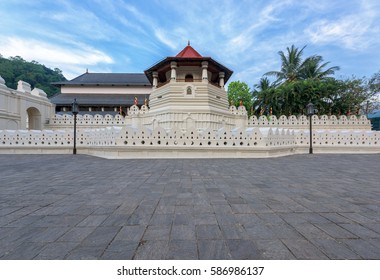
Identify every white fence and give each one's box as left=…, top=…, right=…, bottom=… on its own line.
left=249, top=115, right=371, bottom=130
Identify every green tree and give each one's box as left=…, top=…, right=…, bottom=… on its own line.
left=363, top=71, right=380, bottom=114
left=0, top=55, right=66, bottom=97
left=227, top=81, right=253, bottom=115
left=265, top=45, right=339, bottom=84
left=264, top=45, right=307, bottom=84
left=300, top=55, right=340, bottom=80
left=254, top=45, right=341, bottom=116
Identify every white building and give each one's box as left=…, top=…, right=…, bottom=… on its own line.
left=0, top=76, right=55, bottom=130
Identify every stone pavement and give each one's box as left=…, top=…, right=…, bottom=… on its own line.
left=0, top=154, right=379, bottom=260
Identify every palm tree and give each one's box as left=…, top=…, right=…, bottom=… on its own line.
left=254, top=77, right=272, bottom=91
left=264, top=45, right=307, bottom=84
left=300, top=55, right=340, bottom=80
left=265, top=45, right=340, bottom=84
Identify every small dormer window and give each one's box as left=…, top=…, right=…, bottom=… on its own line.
left=187, top=86, right=192, bottom=95
left=185, top=74, right=193, bottom=82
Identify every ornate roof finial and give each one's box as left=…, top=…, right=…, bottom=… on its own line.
left=188, top=40, right=190, bottom=46
left=86, top=68, right=88, bottom=73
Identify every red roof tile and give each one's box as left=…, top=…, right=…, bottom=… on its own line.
left=175, top=44, right=203, bottom=58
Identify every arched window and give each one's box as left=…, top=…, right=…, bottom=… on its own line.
left=187, top=86, right=192, bottom=95
left=185, top=74, right=193, bottom=82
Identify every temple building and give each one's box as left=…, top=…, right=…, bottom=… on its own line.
left=1, top=43, right=378, bottom=159
left=50, top=43, right=246, bottom=130
left=50, top=72, right=151, bottom=115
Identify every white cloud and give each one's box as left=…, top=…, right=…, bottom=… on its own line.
left=0, top=37, right=113, bottom=79
left=306, top=18, right=369, bottom=50
left=305, top=1, right=379, bottom=50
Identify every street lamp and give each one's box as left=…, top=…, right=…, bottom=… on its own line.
left=306, top=102, right=315, bottom=154
left=72, top=98, right=79, bottom=155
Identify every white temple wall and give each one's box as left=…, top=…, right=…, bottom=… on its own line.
left=248, top=115, right=371, bottom=130
left=2, top=124, right=379, bottom=158
left=61, top=85, right=151, bottom=95
left=0, top=77, right=55, bottom=130
left=149, top=83, right=229, bottom=115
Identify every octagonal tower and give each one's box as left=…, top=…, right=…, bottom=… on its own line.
left=136, top=43, right=246, bottom=131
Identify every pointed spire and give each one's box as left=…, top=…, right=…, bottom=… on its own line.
left=188, top=40, right=190, bottom=46
left=175, top=43, right=202, bottom=58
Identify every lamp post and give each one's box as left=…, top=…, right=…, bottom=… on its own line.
left=72, top=98, right=79, bottom=155
left=306, top=102, right=315, bottom=154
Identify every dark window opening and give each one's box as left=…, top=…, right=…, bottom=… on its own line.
left=185, top=74, right=193, bottom=82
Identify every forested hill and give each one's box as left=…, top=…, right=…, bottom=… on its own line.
left=0, top=55, right=67, bottom=97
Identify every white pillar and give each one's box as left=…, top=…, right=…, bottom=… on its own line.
left=202, top=61, right=208, bottom=83
left=153, top=71, right=158, bottom=88
left=170, top=62, right=177, bottom=82
left=219, top=72, right=225, bottom=88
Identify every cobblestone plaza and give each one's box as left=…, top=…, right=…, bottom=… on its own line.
left=0, top=154, right=379, bottom=259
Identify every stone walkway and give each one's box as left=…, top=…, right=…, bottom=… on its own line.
left=0, top=154, right=379, bottom=260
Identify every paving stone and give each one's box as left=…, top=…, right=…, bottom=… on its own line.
left=149, top=214, right=173, bottom=226
left=1, top=242, right=46, bottom=260
left=338, top=223, right=380, bottom=239
left=58, top=227, right=96, bottom=242
left=155, top=205, right=176, bottom=214
left=235, top=214, right=264, bottom=227
left=365, top=223, right=380, bottom=234
left=320, top=212, right=355, bottom=224
left=77, top=215, right=108, bottom=227
left=170, top=225, right=196, bottom=240
left=126, top=213, right=151, bottom=226
left=309, top=239, right=361, bottom=259
left=142, top=226, right=171, bottom=241
left=338, top=212, right=378, bottom=224
left=194, top=213, right=218, bottom=225
left=114, top=226, right=146, bottom=241
left=192, top=204, right=214, bottom=213
left=166, top=240, right=198, bottom=259
left=341, top=239, right=380, bottom=259
left=133, top=240, right=169, bottom=260
left=231, top=204, right=255, bottom=214
left=81, top=226, right=121, bottom=246
left=34, top=242, right=79, bottom=259
left=281, top=239, right=329, bottom=259
left=313, top=223, right=358, bottom=239
left=257, top=213, right=286, bottom=225
left=226, top=240, right=261, bottom=259
left=6, top=215, right=43, bottom=227
left=291, top=223, right=333, bottom=239
left=27, top=227, right=70, bottom=242
left=254, top=239, right=295, bottom=260
left=101, top=214, right=130, bottom=226
left=174, top=206, right=194, bottom=214
left=65, top=245, right=106, bottom=260
left=173, top=213, right=194, bottom=225
left=100, top=240, right=138, bottom=260
left=1, top=154, right=380, bottom=260
left=212, top=205, right=233, bottom=214
left=279, top=213, right=330, bottom=225
left=267, top=224, right=304, bottom=239
left=198, top=240, right=231, bottom=260
left=244, top=225, right=277, bottom=239
left=219, top=224, right=249, bottom=240
left=196, top=225, right=223, bottom=239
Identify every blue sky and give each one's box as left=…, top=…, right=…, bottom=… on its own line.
left=0, top=0, right=379, bottom=87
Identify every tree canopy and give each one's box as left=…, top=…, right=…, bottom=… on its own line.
left=0, top=55, right=66, bottom=97
left=251, top=45, right=378, bottom=116
left=227, top=81, right=253, bottom=115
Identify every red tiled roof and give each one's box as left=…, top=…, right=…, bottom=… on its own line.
left=175, top=45, right=203, bottom=58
